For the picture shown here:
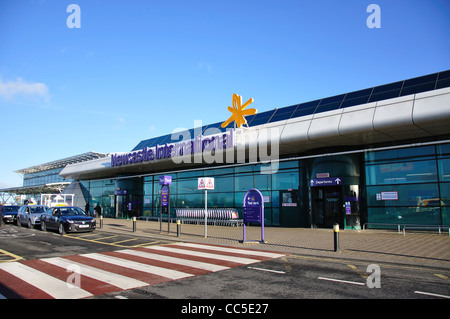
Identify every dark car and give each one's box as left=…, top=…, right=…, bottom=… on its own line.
left=41, top=206, right=96, bottom=235
left=2, top=205, right=20, bottom=224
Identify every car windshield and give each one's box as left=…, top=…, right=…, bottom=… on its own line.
left=29, top=206, right=47, bottom=214
left=59, top=207, right=86, bottom=216
left=4, top=206, right=19, bottom=212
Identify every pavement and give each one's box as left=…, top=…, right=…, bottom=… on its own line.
left=95, top=217, right=450, bottom=270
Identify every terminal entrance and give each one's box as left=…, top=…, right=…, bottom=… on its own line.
left=312, top=186, right=343, bottom=228
left=114, top=193, right=142, bottom=219
left=279, top=190, right=302, bottom=227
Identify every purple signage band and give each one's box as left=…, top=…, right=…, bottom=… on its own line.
left=161, top=185, right=169, bottom=207
left=111, top=129, right=234, bottom=168
left=241, top=188, right=265, bottom=244
left=159, top=175, right=172, bottom=186
left=310, top=177, right=342, bottom=187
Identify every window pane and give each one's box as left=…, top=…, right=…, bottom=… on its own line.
left=365, top=146, right=435, bottom=163
left=365, top=160, right=438, bottom=185
left=272, top=171, right=299, bottom=190
left=366, top=183, right=439, bottom=207
left=235, top=174, right=253, bottom=192
left=438, top=158, right=450, bottom=182
left=368, top=207, right=441, bottom=225
left=177, top=179, right=198, bottom=193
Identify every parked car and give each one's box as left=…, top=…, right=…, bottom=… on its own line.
left=2, top=205, right=20, bottom=224
left=17, top=205, right=48, bottom=228
left=40, top=206, right=96, bottom=235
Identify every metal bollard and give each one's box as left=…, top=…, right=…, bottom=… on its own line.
left=333, top=223, right=340, bottom=252
left=132, top=216, right=137, bottom=232
left=99, top=215, right=103, bottom=229
left=177, top=219, right=181, bottom=237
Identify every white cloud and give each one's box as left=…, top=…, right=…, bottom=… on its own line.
left=0, top=77, right=49, bottom=102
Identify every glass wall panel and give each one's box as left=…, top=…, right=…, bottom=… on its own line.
left=235, top=174, right=254, bottom=192
left=364, top=145, right=435, bottom=163
left=368, top=207, right=441, bottom=225
left=365, top=144, right=448, bottom=228
left=366, top=160, right=438, bottom=185
left=438, top=158, right=450, bottom=182
left=440, top=183, right=450, bottom=225
left=366, top=184, right=440, bottom=207
left=177, top=179, right=198, bottom=193
left=272, top=171, right=299, bottom=190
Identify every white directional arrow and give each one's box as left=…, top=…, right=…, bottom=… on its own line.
left=335, top=178, right=341, bottom=184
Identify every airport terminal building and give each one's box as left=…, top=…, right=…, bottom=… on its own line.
left=10, top=71, right=450, bottom=229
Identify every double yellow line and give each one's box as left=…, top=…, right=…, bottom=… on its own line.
left=0, top=248, right=22, bottom=263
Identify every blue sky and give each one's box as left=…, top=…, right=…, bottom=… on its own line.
left=0, top=0, right=449, bottom=187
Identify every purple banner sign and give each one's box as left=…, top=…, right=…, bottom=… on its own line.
left=241, top=188, right=265, bottom=243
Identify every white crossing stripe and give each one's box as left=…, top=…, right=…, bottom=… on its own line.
left=41, top=257, right=148, bottom=290
left=81, top=253, right=193, bottom=280
left=117, top=249, right=230, bottom=272
left=0, top=262, right=93, bottom=299
left=148, top=245, right=260, bottom=264
left=0, top=243, right=287, bottom=299
left=175, top=243, right=286, bottom=259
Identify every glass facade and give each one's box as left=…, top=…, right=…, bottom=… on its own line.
left=80, top=161, right=301, bottom=226
left=23, top=168, right=72, bottom=186
left=79, top=142, right=450, bottom=228
left=365, top=143, right=450, bottom=227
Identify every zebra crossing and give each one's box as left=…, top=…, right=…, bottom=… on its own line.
left=0, top=242, right=286, bottom=299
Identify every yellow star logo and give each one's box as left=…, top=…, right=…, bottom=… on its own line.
left=221, top=94, right=257, bottom=128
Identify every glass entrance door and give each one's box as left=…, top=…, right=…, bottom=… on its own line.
left=312, top=186, right=343, bottom=228
left=115, top=195, right=127, bottom=219
left=279, top=190, right=301, bottom=227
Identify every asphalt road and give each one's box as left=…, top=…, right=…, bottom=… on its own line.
left=1, top=223, right=449, bottom=303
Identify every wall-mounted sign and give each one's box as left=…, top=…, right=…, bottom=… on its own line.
left=159, top=175, right=172, bottom=186
left=310, top=177, right=342, bottom=187
left=381, top=191, right=398, bottom=200
left=110, top=129, right=234, bottom=168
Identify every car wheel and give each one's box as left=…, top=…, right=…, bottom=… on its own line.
left=58, top=223, right=65, bottom=235
left=27, top=219, right=32, bottom=228
left=17, top=217, right=21, bottom=227
left=41, top=221, right=46, bottom=232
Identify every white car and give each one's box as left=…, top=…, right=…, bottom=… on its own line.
left=17, top=205, right=48, bottom=228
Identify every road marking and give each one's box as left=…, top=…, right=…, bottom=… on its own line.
left=118, top=249, right=229, bottom=272
left=0, top=262, right=93, bottom=299
left=81, top=253, right=193, bottom=280
left=110, top=238, right=140, bottom=245
left=247, top=266, right=286, bottom=274
left=318, top=277, right=365, bottom=286
left=150, top=245, right=261, bottom=265
left=434, top=274, right=448, bottom=280
left=41, top=257, right=148, bottom=290
left=0, top=248, right=23, bottom=263
left=64, top=233, right=160, bottom=248
left=0, top=242, right=286, bottom=299
left=347, top=264, right=368, bottom=279
left=414, top=291, right=450, bottom=299
left=176, top=243, right=286, bottom=259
